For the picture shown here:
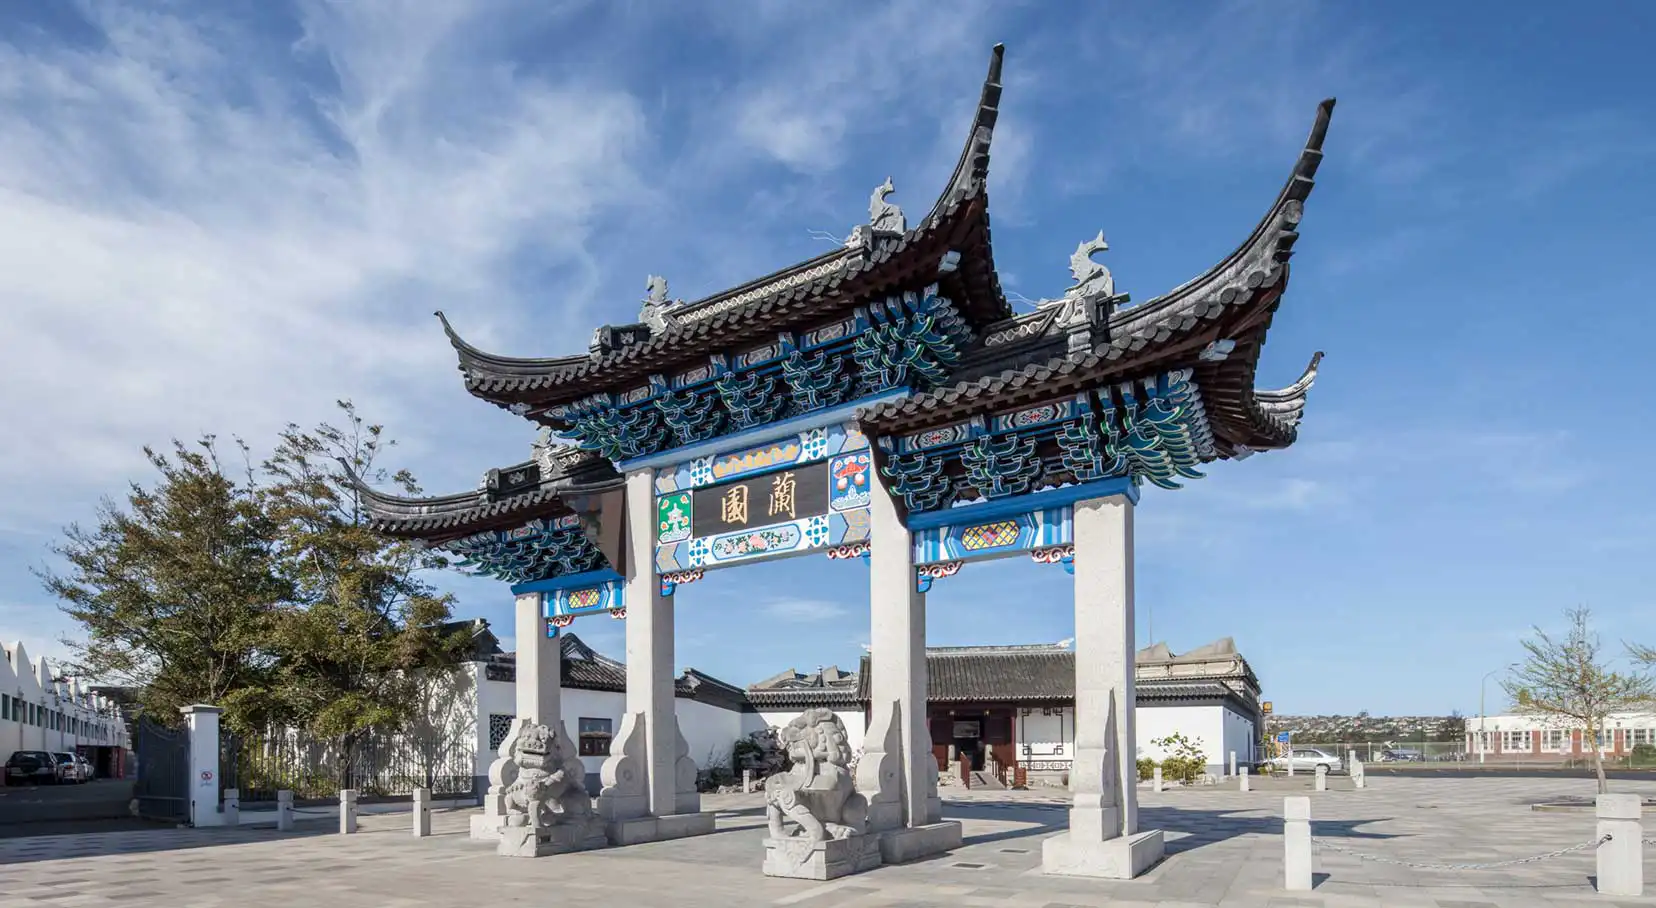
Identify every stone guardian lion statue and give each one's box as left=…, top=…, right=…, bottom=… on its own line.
left=764, top=708, right=868, bottom=842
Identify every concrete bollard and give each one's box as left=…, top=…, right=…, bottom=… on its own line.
left=1228, top=751, right=1237, bottom=778
left=412, top=787, right=431, bottom=838
left=276, top=790, right=294, bottom=832
left=1596, top=793, right=1644, bottom=896
left=222, top=788, right=240, bottom=827
left=1314, top=764, right=1328, bottom=792
left=1239, top=767, right=1250, bottom=792
left=1152, top=766, right=1163, bottom=793
left=339, top=789, right=358, bottom=835
left=1284, top=796, right=1313, bottom=891
left=1352, top=758, right=1365, bottom=789
left=743, top=769, right=752, bottom=793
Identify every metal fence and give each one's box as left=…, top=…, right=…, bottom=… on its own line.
left=221, top=726, right=473, bottom=803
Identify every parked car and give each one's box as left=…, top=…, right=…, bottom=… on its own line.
left=1266, top=748, right=1343, bottom=774
left=52, top=752, right=86, bottom=783
left=75, top=754, right=95, bottom=781
left=1378, top=749, right=1424, bottom=763
left=4, top=751, right=59, bottom=786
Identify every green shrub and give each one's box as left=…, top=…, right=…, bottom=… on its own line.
left=1150, top=732, right=1209, bottom=784
left=1137, top=757, right=1156, bottom=781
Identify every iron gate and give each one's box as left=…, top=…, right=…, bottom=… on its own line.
left=133, top=716, right=189, bottom=823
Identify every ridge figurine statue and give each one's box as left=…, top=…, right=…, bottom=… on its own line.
left=761, top=708, right=882, bottom=880
left=495, top=721, right=608, bottom=857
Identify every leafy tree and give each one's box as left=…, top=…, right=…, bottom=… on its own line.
left=255, top=401, right=468, bottom=769
left=39, top=438, right=288, bottom=727
left=1502, top=607, right=1656, bottom=793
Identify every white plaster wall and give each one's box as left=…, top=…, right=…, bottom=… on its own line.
left=678, top=698, right=744, bottom=769
left=1135, top=705, right=1228, bottom=771
left=1016, top=707, right=1074, bottom=765
left=1220, top=707, right=1257, bottom=769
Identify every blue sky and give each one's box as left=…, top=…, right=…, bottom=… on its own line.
left=2, top=1, right=1652, bottom=717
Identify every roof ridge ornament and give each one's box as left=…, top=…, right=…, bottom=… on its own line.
left=1067, top=231, right=1114, bottom=299
left=639, top=275, right=679, bottom=337
left=869, top=177, right=907, bottom=234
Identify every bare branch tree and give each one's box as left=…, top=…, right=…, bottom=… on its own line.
left=1501, top=607, right=1656, bottom=793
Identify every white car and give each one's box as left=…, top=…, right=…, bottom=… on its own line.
left=1267, top=748, right=1343, bottom=774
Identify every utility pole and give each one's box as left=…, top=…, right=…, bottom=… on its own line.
left=1479, top=665, right=1514, bottom=765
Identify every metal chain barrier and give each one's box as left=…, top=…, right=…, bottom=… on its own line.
left=1310, top=834, right=1611, bottom=871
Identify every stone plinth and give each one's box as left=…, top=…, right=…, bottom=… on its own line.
left=876, top=821, right=963, bottom=864
left=762, top=836, right=881, bottom=881
left=606, top=811, right=716, bottom=846
left=1041, top=829, right=1165, bottom=880
left=497, top=821, right=608, bottom=858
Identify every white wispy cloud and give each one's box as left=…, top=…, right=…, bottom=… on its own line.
left=762, top=599, right=850, bottom=624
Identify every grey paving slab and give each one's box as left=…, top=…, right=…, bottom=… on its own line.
left=0, top=778, right=1653, bottom=907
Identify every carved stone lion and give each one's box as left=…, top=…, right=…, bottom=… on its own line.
left=499, top=721, right=593, bottom=829
left=765, top=708, right=868, bottom=842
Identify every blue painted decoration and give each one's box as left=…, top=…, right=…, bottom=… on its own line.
left=444, top=515, right=605, bottom=585
left=542, top=577, right=625, bottom=628
left=912, top=506, right=1072, bottom=567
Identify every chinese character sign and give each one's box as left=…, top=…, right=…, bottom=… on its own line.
left=691, top=462, right=831, bottom=537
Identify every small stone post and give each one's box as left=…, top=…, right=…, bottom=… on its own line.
left=222, top=789, right=240, bottom=827
left=1314, top=765, right=1327, bottom=792
left=1152, top=766, right=1163, bottom=793
left=1596, top=793, right=1644, bottom=896
left=1351, top=758, right=1365, bottom=789
left=339, top=789, right=359, bottom=835
left=1228, top=751, right=1236, bottom=778
left=413, top=788, right=431, bottom=838
left=1283, top=796, right=1313, bottom=892
left=276, top=790, right=294, bottom=832
left=743, top=769, right=752, bottom=794
left=1239, top=767, right=1250, bottom=792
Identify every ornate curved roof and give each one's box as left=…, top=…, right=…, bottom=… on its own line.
left=346, top=443, right=621, bottom=542
left=438, top=44, right=1013, bottom=416
left=855, top=99, right=1336, bottom=458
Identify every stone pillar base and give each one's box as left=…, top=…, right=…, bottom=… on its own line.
left=876, top=821, right=963, bottom=864
left=469, top=814, right=505, bottom=841
left=1042, top=829, right=1165, bottom=879
left=497, top=821, right=608, bottom=858
left=605, top=811, right=716, bottom=846
left=762, top=836, right=882, bottom=880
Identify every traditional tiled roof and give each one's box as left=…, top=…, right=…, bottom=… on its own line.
left=344, top=441, right=621, bottom=542
left=746, top=664, right=863, bottom=710
left=855, top=99, right=1336, bottom=459
left=854, top=641, right=1262, bottom=710
left=485, top=633, right=739, bottom=702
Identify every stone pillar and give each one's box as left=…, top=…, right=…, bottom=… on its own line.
left=179, top=705, right=223, bottom=828
left=471, top=591, right=565, bottom=842
left=851, top=468, right=963, bottom=864
left=1314, top=765, right=1327, bottom=791
left=222, top=789, right=240, bottom=827
left=515, top=591, right=561, bottom=729
left=276, top=790, right=294, bottom=831
left=413, top=788, right=432, bottom=837
left=1228, top=751, right=1236, bottom=778
left=1043, top=494, right=1164, bottom=879
left=597, top=468, right=712, bottom=845
left=1239, top=767, right=1250, bottom=792
left=339, top=789, right=358, bottom=834
left=1596, top=793, right=1644, bottom=896
left=1152, top=766, right=1163, bottom=793
left=1283, top=796, right=1313, bottom=891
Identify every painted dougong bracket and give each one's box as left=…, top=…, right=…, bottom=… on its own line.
left=659, top=568, right=705, bottom=598
left=915, top=560, right=964, bottom=593
left=1030, top=544, right=1075, bottom=575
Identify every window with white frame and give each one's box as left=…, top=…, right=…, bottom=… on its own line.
left=1541, top=729, right=1569, bottom=752
left=1502, top=731, right=1530, bottom=752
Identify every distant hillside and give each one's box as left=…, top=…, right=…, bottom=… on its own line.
left=1266, top=713, right=1466, bottom=743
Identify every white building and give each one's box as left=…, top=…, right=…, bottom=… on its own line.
left=747, top=638, right=1264, bottom=782
left=1, top=641, right=132, bottom=776
left=454, top=625, right=758, bottom=794
left=1466, top=711, right=1656, bottom=762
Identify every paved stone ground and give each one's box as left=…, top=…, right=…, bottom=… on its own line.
left=1, top=777, right=1654, bottom=907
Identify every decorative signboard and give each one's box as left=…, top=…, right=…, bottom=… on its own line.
left=655, top=424, right=873, bottom=573
left=912, top=506, right=1072, bottom=567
